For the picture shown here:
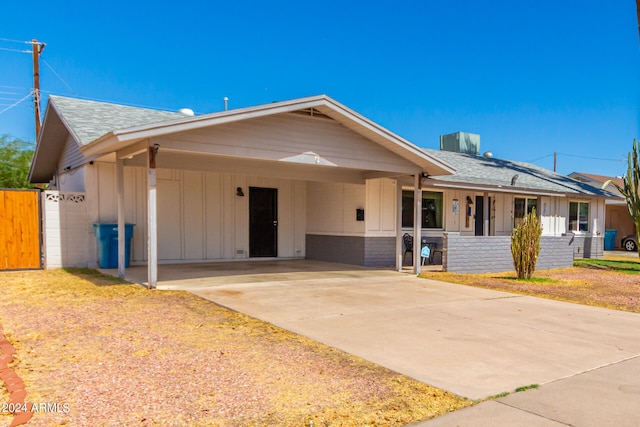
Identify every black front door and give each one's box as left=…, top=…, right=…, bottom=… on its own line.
left=249, top=187, right=278, bottom=257
left=475, top=196, right=492, bottom=236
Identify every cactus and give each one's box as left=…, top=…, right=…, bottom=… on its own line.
left=511, top=207, right=542, bottom=279
left=603, top=139, right=640, bottom=258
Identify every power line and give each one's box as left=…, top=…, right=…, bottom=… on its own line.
left=527, top=153, right=554, bottom=163
left=0, top=91, right=33, bottom=115
left=42, top=59, right=77, bottom=95
left=0, top=85, right=30, bottom=90
left=0, top=37, right=31, bottom=44
left=528, top=152, right=626, bottom=164
left=0, top=47, right=30, bottom=54
left=556, top=152, right=625, bottom=162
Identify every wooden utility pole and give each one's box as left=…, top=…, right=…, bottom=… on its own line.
left=636, top=0, right=639, bottom=38
left=32, top=39, right=45, bottom=139
left=553, top=152, right=557, bottom=172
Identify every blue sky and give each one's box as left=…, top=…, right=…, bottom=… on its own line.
left=1, top=0, right=638, bottom=176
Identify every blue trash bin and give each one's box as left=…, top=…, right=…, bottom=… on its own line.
left=93, top=223, right=135, bottom=268
left=604, top=229, right=617, bottom=251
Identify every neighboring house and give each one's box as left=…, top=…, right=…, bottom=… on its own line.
left=569, top=172, right=634, bottom=249
left=29, top=95, right=617, bottom=284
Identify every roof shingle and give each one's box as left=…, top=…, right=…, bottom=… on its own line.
left=424, top=149, right=618, bottom=197
left=49, top=96, right=182, bottom=145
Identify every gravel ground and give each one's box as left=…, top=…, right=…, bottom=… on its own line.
left=0, top=269, right=469, bottom=427
left=422, top=258, right=640, bottom=313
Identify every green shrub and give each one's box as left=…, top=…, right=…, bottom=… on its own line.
left=511, top=208, right=542, bottom=279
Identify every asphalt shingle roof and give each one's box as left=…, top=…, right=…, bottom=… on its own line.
left=49, top=95, right=182, bottom=145
left=44, top=96, right=619, bottom=199
left=424, top=148, right=617, bottom=197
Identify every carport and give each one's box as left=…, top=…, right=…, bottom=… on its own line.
left=64, top=95, right=455, bottom=287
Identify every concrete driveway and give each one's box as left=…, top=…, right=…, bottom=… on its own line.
left=117, top=260, right=640, bottom=424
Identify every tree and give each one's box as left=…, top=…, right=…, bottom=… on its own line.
left=511, top=207, right=542, bottom=279
left=0, top=134, right=35, bottom=189
left=604, top=139, right=640, bottom=258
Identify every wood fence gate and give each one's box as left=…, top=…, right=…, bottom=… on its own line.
left=0, top=189, right=41, bottom=270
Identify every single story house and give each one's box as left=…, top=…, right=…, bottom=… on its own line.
left=569, top=172, right=634, bottom=249
left=29, top=95, right=616, bottom=285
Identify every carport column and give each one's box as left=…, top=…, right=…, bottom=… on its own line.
left=396, top=179, right=403, bottom=271
left=413, top=174, right=422, bottom=274
left=147, top=144, right=159, bottom=289
left=116, top=158, right=126, bottom=278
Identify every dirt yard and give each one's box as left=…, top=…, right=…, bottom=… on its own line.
left=0, top=269, right=470, bottom=427
left=421, top=257, right=640, bottom=313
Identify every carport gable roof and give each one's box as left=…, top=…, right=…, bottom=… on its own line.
left=423, top=148, right=620, bottom=198
left=43, top=94, right=455, bottom=177
left=29, top=96, right=185, bottom=182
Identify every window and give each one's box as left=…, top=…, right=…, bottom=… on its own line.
left=514, top=197, right=537, bottom=228
left=402, top=191, right=443, bottom=229
left=569, top=201, right=589, bottom=232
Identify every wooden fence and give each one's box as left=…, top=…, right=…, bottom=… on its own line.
left=0, top=189, right=41, bottom=270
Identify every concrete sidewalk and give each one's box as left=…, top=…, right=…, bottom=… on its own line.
left=414, top=355, right=640, bottom=426
left=118, top=261, right=640, bottom=425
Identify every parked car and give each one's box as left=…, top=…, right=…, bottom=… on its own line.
left=621, top=234, right=638, bottom=252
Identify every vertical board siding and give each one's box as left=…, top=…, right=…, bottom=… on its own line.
left=293, top=181, right=306, bottom=257
left=366, top=179, right=381, bottom=232
left=306, top=181, right=366, bottom=236
left=381, top=179, right=396, bottom=232
left=157, top=180, right=182, bottom=260
left=205, top=172, right=222, bottom=259
left=183, top=171, right=204, bottom=260
left=0, top=193, right=6, bottom=268
left=0, top=190, right=40, bottom=270
left=365, top=178, right=397, bottom=237
left=96, top=164, right=306, bottom=262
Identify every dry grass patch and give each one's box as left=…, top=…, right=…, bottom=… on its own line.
left=421, top=257, right=640, bottom=313
left=0, top=269, right=470, bottom=426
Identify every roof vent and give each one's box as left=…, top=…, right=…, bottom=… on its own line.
left=178, top=108, right=195, bottom=117
left=483, top=151, right=493, bottom=158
